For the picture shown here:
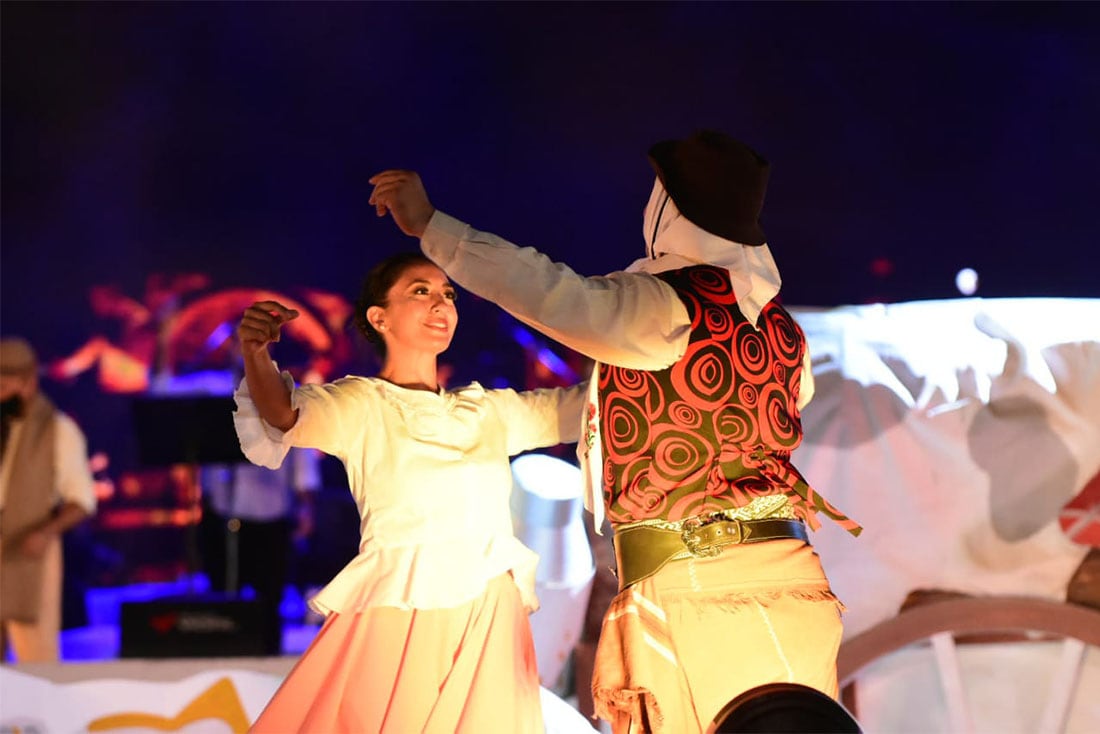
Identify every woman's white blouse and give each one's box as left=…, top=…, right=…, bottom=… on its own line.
left=233, top=367, right=585, bottom=614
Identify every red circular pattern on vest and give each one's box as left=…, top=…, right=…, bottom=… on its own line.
left=686, top=266, right=736, bottom=305
left=603, top=394, right=650, bottom=461
left=668, top=400, right=703, bottom=430
left=611, top=365, right=650, bottom=397
left=703, top=304, right=736, bottom=341
left=765, top=307, right=801, bottom=362
left=772, top=361, right=787, bottom=385
left=600, top=265, right=822, bottom=524
left=737, top=382, right=759, bottom=408
left=648, top=425, right=714, bottom=489
left=759, top=384, right=801, bottom=449
left=669, top=341, right=736, bottom=409
left=733, top=322, right=771, bottom=384
left=617, top=456, right=669, bottom=517
left=713, top=404, right=758, bottom=445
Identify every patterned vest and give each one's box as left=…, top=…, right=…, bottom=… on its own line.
left=597, top=265, right=860, bottom=535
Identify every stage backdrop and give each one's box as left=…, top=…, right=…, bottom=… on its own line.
left=790, top=297, right=1100, bottom=638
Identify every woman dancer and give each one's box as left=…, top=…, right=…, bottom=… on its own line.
left=237, top=252, right=586, bottom=733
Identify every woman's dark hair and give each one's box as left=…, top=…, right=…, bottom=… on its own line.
left=353, top=252, right=436, bottom=360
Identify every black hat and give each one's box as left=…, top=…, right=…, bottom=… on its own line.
left=709, top=682, right=862, bottom=733
left=647, top=130, right=770, bottom=246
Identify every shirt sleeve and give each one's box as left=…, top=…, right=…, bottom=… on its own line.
left=53, top=413, right=96, bottom=514
left=422, top=212, right=692, bottom=371
left=484, top=382, right=589, bottom=456
left=285, top=381, right=372, bottom=461
left=233, top=369, right=367, bottom=468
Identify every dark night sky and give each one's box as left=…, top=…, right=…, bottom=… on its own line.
left=3, top=1, right=1099, bottom=366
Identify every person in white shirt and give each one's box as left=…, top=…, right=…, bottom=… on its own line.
left=0, top=337, right=96, bottom=663
left=236, top=253, right=586, bottom=733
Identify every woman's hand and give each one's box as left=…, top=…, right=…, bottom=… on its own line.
left=238, top=300, right=300, bottom=358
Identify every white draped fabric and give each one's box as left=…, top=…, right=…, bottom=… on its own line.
left=789, top=297, right=1100, bottom=639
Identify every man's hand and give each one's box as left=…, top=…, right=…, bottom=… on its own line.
left=238, top=301, right=300, bottom=359
left=368, top=170, right=436, bottom=237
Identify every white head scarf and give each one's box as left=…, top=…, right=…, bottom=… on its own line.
left=624, top=177, right=781, bottom=327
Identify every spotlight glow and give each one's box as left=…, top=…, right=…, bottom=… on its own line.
left=956, top=267, right=979, bottom=296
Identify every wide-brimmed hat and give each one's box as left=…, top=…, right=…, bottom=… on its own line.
left=647, top=130, right=770, bottom=246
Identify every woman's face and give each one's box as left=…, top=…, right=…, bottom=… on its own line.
left=371, top=262, right=458, bottom=357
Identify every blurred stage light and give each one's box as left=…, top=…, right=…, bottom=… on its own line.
left=870, top=257, right=895, bottom=278
left=956, top=267, right=979, bottom=296
left=511, top=325, right=579, bottom=382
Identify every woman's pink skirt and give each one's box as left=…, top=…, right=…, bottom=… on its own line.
left=251, top=573, right=544, bottom=733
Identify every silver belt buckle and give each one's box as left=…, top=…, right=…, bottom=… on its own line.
left=681, top=514, right=740, bottom=557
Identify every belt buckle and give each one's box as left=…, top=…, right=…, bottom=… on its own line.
left=681, top=514, right=739, bottom=557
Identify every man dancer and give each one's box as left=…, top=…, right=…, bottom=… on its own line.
left=370, top=131, right=860, bottom=733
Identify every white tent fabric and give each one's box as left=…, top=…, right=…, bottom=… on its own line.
left=789, top=297, right=1100, bottom=639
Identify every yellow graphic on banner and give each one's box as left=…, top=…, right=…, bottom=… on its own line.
left=87, top=677, right=250, bottom=733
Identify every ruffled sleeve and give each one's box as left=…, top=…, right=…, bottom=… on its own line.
left=231, top=367, right=297, bottom=469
